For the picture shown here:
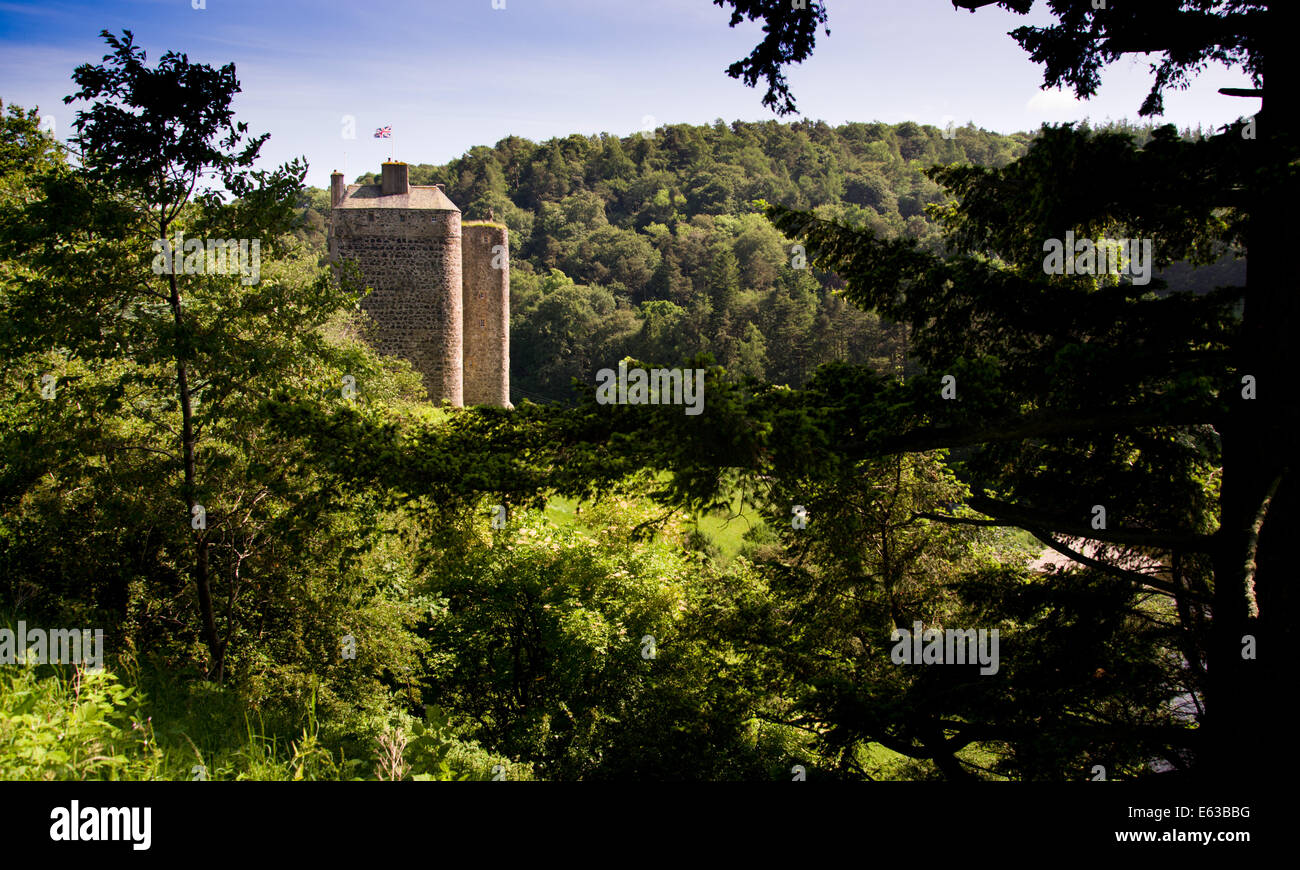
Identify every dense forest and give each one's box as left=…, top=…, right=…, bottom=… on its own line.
left=295, top=119, right=1242, bottom=403
left=0, top=0, right=1284, bottom=791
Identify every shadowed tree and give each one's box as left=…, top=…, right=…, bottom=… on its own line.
left=712, top=0, right=1293, bottom=780
left=0, top=31, right=334, bottom=681
left=60, top=31, right=303, bottom=678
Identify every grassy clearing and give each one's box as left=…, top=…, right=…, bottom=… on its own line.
left=543, top=488, right=762, bottom=564
left=690, top=497, right=761, bottom=561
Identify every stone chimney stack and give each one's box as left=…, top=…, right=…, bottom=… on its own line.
left=330, top=171, right=345, bottom=207
left=381, top=161, right=409, bottom=196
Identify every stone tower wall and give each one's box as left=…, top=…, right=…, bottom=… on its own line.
left=330, top=207, right=463, bottom=405
left=461, top=223, right=511, bottom=408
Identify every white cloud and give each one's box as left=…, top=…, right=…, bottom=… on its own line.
left=1026, top=87, right=1085, bottom=116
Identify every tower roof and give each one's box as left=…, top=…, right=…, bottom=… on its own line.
left=333, top=183, right=460, bottom=211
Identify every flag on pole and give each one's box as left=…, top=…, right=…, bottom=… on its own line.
left=374, top=126, right=392, bottom=138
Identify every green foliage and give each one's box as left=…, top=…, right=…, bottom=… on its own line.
left=414, top=502, right=790, bottom=779
left=309, top=119, right=1042, bottom=399
left=3, top=2, right=1275, bottom=781
left=0, top=666, right=150, bottom=780
left=262, top=123, right=1255, bottom=778
left=0, top=661, right=492, bottom=781
left=321, top=117, right=1218, bottom=404
left=0, top=37, right=453, bottom=779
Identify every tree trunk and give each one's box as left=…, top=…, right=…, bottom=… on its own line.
left=1207, top=1, right=1298, bottom=781
left=167, top=263, right=223, bottom=682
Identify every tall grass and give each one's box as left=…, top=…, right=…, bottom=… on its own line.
left=0, top=661, right=481, bottom=780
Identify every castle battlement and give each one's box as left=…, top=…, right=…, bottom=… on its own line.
left=327, top=162, right=510, bottom=408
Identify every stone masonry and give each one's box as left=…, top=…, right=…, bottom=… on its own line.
left=462, top=223, right=510, bottom=407
left=328, top=161, right=511, bottom=408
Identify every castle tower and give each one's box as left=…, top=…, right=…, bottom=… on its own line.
left=461, top=223, right=512, bottom=408
left=328, top=162, right=464, bottom=405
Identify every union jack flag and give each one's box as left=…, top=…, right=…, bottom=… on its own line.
left=374, top=126, right=392, bottom=138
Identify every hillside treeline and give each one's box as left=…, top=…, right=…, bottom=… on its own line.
left=297, top=118, right=1241, bottom=403
left=299, top=120, right=1038, bottom=399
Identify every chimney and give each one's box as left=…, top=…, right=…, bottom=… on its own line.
left=330, top=171, right=345, bottom=208
left=381, top=161, right=409, bottom=196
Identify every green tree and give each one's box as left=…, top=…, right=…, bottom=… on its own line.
left=63, top=30, right=301, bottom=676
left=705, top=247, right=741, bottom=330
left=0, top=33, right=424, bottom=702
left=759, top=272, right=817, bottom=386
left=734, top=322, right=769, bottom=380
left=643, top=250, right=691, bottom=305
left=714, top=0, right=1289, bottom=782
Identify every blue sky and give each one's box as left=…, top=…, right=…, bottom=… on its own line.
left=0, top=0, right=1257, bottom=189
